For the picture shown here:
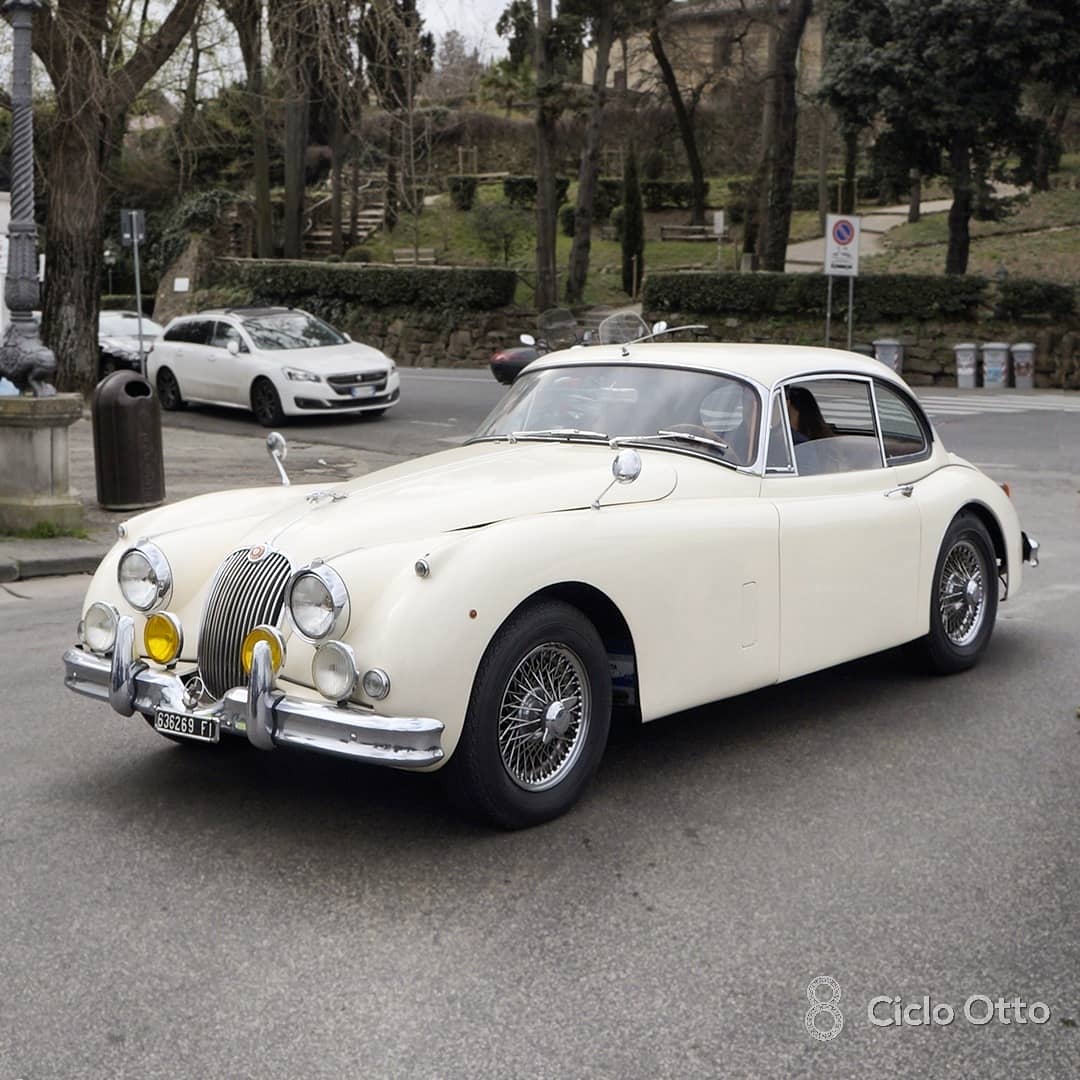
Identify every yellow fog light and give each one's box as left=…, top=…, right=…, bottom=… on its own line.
left=241, top=625, right=286, bottom=675
left=144, top=611, right=183, bottom=665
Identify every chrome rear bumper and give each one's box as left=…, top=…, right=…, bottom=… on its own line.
left=1022, top=531, right=1040, bottom=568
left=63, top=617, right=443, bottom=768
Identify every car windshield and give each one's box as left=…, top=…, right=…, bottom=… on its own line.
left=99, top=314, right=164, bottom=338
left=241, top=313, right=346, bottom=350
left=474, top=364, right=762, bottom=467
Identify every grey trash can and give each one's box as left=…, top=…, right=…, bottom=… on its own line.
left=981, top=342, right=1009, bottom=390
left=873, top=338, right=903, bottom=374
left=1011, top=342, right=1036, bottom=390
left=92, top=369, right=165, bottom=510
left=954, top=343, right=978, bottom=389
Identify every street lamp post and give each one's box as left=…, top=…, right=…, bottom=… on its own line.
left=104, top=247, right=116, bottom=295
left=0, top=0, right=56, bottom=396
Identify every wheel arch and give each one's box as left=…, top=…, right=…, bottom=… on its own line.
left=958, top=500, right=1008, bottom=578
left=509, top=581, right=640, bottom=718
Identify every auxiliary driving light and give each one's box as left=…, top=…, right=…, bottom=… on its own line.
left=241, top=625, right=286, bottom=675
left=361, top=668, right=391, bottom=701
left=312, top=640, right=359, bottom=702
left=144, top=612, right=183, bottom=665
left=84, top=602, right=119, bottom=655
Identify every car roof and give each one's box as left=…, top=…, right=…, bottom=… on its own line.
left=530, top=342, right=908, bottom=392
left=198, top=306, right=295, bottom=319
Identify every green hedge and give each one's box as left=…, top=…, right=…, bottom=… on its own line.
left=502, top=175, right=570, bottom=208
left=998, top=278, right=1075, bottom=320
left=643, top=272, right=990, bottom=322
left=217, top=260, right=517, bottom=310
left=448, top=175, right=478, bottom=211
left=641, top=179, right=710, bottom=211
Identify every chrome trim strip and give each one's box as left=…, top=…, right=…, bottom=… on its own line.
left=62, top=643, right=444, bottom=769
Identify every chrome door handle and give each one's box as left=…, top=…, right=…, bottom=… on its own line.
left=884, top=484, right=914, bottom=498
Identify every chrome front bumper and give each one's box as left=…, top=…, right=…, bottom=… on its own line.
left=1022, top=531, right=1040, bottom=568
left=62, top=617, right=443, bottom=768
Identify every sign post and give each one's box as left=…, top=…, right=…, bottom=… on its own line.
left=120, top=209, right=147, bottom=376
left=823, top=214, right=860, bottom=350
left=712, top=210, right=726, bottom=270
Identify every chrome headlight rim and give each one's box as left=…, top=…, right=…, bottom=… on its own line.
left=83, top=601, right=120, bottom=655
left=312, top=640, right=359, bottom=702
left=285, top=562, right=350, bottom=643
left=117, top=541, right=173, bottom=612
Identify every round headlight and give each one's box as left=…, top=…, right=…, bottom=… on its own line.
left=286, top=564, right=349, bottom=641
left=144, top=612, right=183, bottom=665
left=312, top=641, right=358, bottom=702
left=118, top=542, right=172, bottom=612
left=241, top=625, right=286, bottom=675
left=84, top=602, right=119, bottom=654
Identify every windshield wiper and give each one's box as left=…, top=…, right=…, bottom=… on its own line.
left=610, top=430, right=740, bottom=468
left=499, top=428, right=610, bottom=443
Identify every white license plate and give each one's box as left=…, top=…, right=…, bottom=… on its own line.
left=350, top=385, right=376, bottom=399
left=154, top=708, right=219, bottom=743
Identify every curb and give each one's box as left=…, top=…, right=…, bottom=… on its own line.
left=0, top=548, right=108, bottom=583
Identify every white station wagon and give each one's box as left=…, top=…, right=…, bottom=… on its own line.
left=64, top=344, right=1039, bottom=827
left=149, top=306, right=400, bottom=426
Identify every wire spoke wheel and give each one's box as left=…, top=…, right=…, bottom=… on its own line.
left=497, top=643, right=590, bottom=792
left=937, top=539, right=986, bottom=647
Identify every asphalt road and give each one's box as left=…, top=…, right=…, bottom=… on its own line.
left=2, top=405, right=1078, bottom=1078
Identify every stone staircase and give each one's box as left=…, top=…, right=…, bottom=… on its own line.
left=304, top=172, right=386, bottom=258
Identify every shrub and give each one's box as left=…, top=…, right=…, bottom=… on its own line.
left=471, top=203, right=532, bottom=264
left=595, top=178, right=621, bottom=222
left=610, top=205, right=625, bottom=243
left=559, top=204, right=577, bottom=238
left=643, top=271, right=990, bottom=322
left=502, top=174, right=570, bottom=208
left=324, top=254, right=342, bottom=263
left=217, top=260, right=518, bottom=310
left=640, top=179, right=710, bottom=212
left=448, top=175, right=478, bottom=211
left=343, top=245, right=372, bottom=263
left=998, top=278, right=1075, bottom=319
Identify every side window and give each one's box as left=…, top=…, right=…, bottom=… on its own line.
left=163, top=321, right=189, bottom=343
left=786, top=378, right=883, bottom=475
left=874, top=382, right=930, bottom=463
left=211, top=321, right=246, bottom=351
left=187, top=320, right=213, bottom=346
left=765, top=392, right=793, bottom=472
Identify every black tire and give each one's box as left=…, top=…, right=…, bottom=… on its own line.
left=157, top=367, right=186, bottom=411
left=251, top=377, right=285, bottom=427
left=923, top=512, right=998, bottom=675
left=443, top=599, right=612, bottom=829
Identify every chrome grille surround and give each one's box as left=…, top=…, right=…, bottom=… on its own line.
left=197, top=548, right=292, bottom=699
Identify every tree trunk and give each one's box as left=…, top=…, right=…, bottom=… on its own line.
left=946, top=137, right=973, bottom=275
left=534, top=0, right=559, bottom=310
left=1033, top=99, right=1069, bottom=192
left=565, top=9, right=614, bottom=306
left=648, top=19, right=707, bottom=226
left=330, top=112, right=345, bottom=255
left=283, top=91, right=308, bottom=258
left=841, top=129, right=857, bottom=214
left=908, top=168, right=921, bottom=223
left=755, top=0, right=813, bottom=272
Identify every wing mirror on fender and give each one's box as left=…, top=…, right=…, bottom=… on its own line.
left=266, top=431, right=290, bottom=486
left=227, top=340, right=240, bottom=356
left=591, top=448, right=642, bottom=510
left=520, top=333, right=536, bottom=347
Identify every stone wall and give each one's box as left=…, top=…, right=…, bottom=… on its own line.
left=649, top=313, right=1080, bottom=389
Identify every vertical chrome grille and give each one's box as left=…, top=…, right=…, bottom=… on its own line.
left=197, top=548, right=292, bottom=699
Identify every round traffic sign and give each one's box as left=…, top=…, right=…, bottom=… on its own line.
left=832, top=219, right=855, bottom=245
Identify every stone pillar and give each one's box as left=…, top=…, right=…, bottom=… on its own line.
left=0, top=189, right=10, bottom=337
left=0, top=394, right=83, bottom=530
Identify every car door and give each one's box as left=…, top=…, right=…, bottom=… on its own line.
left=164, top=318, right=215, bottom=401
left=207, top=319, right=250, bottom=404
left=762, top=375, right=923, bottom=681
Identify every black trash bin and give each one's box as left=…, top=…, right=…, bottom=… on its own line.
left=92, top=370, right=165, bottom=510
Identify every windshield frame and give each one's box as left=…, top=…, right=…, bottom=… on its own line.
left=469, top=360, right=770, bottom=474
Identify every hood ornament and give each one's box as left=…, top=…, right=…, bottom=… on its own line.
left=266, top=432, right=290, bottom=486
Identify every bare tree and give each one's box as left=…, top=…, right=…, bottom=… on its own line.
left=15, top=0, right=204, bottom=394
left=534, top=0, right=559, bottom=309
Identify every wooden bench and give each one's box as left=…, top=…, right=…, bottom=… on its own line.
left=659, top=224, right=714, bottom=242
left=393, top=247, right=437, bottom=266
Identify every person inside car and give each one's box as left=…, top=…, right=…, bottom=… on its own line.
left=786, top=385, right=832, bottom=444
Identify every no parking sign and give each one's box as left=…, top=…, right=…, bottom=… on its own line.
left=824, top=214, right=861, bottom=277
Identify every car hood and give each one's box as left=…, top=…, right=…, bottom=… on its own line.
left=128, top=442, right=678, bottom=566
left=261, top=341, right=391, bottom=375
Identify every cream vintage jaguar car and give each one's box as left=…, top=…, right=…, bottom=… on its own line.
left=63, top=344, right=1040, bottom=828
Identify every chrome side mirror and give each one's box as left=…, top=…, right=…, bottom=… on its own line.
left=592, top=448, right=642, bottom=509
left=266, top=431, right=290, bottom=486
left=651, top=320, right=668, bottom=336
left=520, top=333, right=536, bottom=347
